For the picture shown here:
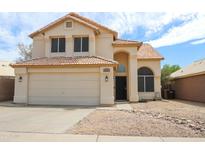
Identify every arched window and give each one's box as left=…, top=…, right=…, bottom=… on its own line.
left=138, top=67, right=154, bottom=92
left=117, top=64, right=126, bottom=73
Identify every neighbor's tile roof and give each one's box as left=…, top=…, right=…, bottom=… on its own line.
left=29, top=12, right=118, bottom=38
left=112, top=39, right=142, bottom=47
left=137, top=43, right=164, bottom=60
left=0, top=61, right=14, bottom=76
left=171, top=58, right=205, bottom=79
left=10, top=56, right=118, bottom=68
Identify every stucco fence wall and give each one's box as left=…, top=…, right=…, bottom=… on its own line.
left=172, top=74, right=205, bottom=103
left=0, top=76, right=14, bottom=101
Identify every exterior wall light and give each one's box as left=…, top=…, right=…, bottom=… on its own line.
left=105, top=75, right=108, bottom=82
left=18, top=76, right=23, bottom=82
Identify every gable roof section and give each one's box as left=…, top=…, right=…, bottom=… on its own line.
left=171, top=58, right=205, bottom=79
left=10, top=56, right=118, bottom=68
left=29, top=12, right=118, bottom=38
left=69, top=12, right=118, bottom=37
left=137, top=43, right=164, bottom=60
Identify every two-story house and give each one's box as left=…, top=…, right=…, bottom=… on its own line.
left=11, top=12, right=164, bottom=106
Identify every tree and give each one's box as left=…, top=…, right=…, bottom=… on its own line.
left=17, top=43, right=32, bottom=61
left=161, top=64, right=181, bottom=89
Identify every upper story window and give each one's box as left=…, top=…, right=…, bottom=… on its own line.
left=65, top=21, right=73, bottom=28
left=51, top=38, right=65, bottom=53
left=74, top=37, right=89, bottom=52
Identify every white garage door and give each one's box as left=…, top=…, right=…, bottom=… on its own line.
left=28, top=72, right=100, bottom=105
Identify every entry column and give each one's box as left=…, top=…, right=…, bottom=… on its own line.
left=100, top=67, right=115, bottom=105
left=128, top=53, right=139, bottom=102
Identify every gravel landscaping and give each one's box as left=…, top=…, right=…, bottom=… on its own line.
left=132, top=100, right=205, bottom=124
left=68, top=100, right=205, bottom=137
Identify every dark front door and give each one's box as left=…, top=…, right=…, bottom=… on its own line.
left=115, top=76, right=127, bottom=100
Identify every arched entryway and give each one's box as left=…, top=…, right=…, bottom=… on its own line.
left=114, top=52, right=129, bottom=101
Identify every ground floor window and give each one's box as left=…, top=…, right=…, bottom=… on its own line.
left=138, top=67, right=154, bottom=92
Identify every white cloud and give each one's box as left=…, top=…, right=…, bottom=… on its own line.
left=147, top=13, right=205, bottom=47
left=82, top=12, right=195, bottom=37
left=190, top=38, right=205, bottom=45
left=0, top=12, right=65, bottom=61
left=83, top=12, right=205, bottom=47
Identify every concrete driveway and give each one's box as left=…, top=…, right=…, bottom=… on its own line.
left=0, top=101, right=95, bottom=134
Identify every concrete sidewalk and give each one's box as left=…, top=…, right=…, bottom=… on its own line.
left=0, top=131, right=205, bottom=142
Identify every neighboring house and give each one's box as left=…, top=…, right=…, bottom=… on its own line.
left=171, top=59, right=205, bottom=103
left=11, top=12, right=164, bottom=106
left=0, top=61, right=15, bottom=101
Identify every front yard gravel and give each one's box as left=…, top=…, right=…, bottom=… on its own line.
left=68, top=108, right=205, bottom=137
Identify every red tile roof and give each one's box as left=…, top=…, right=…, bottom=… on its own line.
left=11, top=56, right=118, bottom=68
left=29, top=12, right=117, bottom=38
left=137, top=43, right=164, bottom=60
left=69, top=12, right=118, bottom=37
left=112, top=39, right=142, bottom=47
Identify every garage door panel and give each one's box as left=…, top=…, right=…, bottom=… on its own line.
left=29, top=80, right=99, bottom=89
left=29, top=72, right=100, bottom=105
left=29, top=88, right=99, bottom=97
left=29, top=96, right=99, bottom=105
left=30, top=73, right=99, bottom=81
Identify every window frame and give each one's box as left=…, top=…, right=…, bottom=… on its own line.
left=74, top=36, right=89, bottom=52
left=117, top=64, right=126, bottom=73
left=138, top=67, right=154, bottom=92
left=51, top=37, right=65, bottom=53
left=65, top=21, right=73, bottom=29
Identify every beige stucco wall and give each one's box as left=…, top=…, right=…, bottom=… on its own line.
left=96, top=34, right=114, bottom=59
left=138, top=59, right=161, bottom=100
left=100, top=67, right=114, bottom=105
left=13, top=67, right=114, bottom=105
left=32, top=35, right=45, bottom=58
left=32, top=19, right=115, bottom=59
left=14, top=68, right=28, bottom=103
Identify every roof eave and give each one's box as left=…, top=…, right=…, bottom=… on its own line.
left=112, top=43, right=142, bottom=47
left=11, top=63, right=118, bottom=68
left=137, top=57, right=164, bottom=60
left=171, top=71, right=205, bottom=79
left=29, top=14, right=100, bottom=38
left=68, top=12, right=118, bottom=37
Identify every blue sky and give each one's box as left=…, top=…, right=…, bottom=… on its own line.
left=0, top=12, right=205, bottom=67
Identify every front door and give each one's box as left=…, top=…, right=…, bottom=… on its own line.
left=115, top=76, right=127, bottom=100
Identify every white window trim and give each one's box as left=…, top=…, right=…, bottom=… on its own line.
left=65, top=21, right=73, bottom=29
left=51, top=37, right=65, bottom=53
left=80, top=38, right=83, bottom=52
left=74, top=37, right=89, bottom=52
